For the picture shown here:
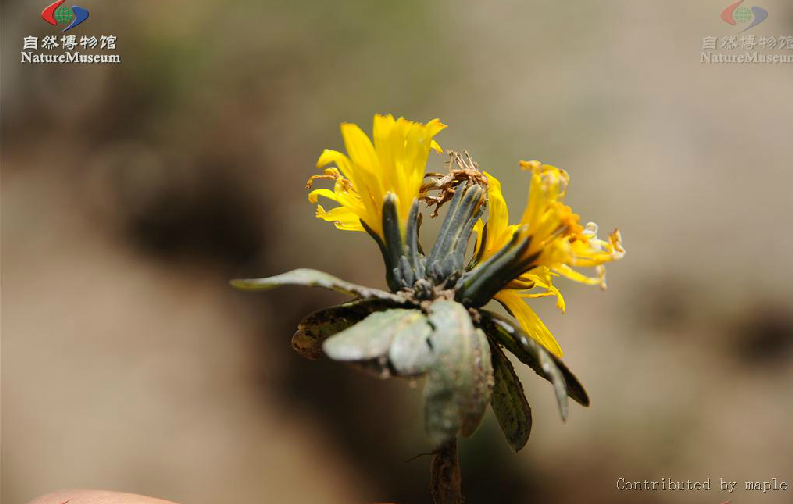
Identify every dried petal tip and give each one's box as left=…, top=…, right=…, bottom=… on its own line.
left=421, top=150, right=489, bottom=218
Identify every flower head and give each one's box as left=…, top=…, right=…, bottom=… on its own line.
left=307, top=114, right=446, bottom=240
left=236, top=118, right=626, bottom=465
left=462, top=161, right=625, bottom=356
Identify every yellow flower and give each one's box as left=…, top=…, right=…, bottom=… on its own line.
left=307, top=114, right=446, bottom=240
left=471, top=161, right=625, bottom=357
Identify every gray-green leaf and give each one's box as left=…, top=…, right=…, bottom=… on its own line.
left=292, top=299, right=400, bottom=360
left=323, top=309, right=430, bottom=378
left=490, top=342, right=532, bottom=452
left=478, top=310, right=589, bottom=421
left=388, top=316, right=435, bottom=377
left=424, top=300, right=494, bottom=445
left=230, top=268, right=405, bottom=303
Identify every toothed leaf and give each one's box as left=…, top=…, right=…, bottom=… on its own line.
left=478, top=310, right=589, bottom=420
left=490, top=342, right=532, bottom=452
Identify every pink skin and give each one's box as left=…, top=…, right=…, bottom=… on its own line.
left=27, top=490, right=178, bottom=504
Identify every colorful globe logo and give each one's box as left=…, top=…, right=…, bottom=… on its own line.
left=721, top=0, right=768, bottom=32
left=41, top=0, right=90, bottom=32
left=53, top=5, right=75, bottom=25
left=732, top=5, right=753, bottom=23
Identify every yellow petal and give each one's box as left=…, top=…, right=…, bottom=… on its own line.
left=513, top=268, right=566, bottom=313
left=341, top=123, right=380, bottom=176
left=372, top=113, right=397, bottom=148
left=472, top=219, right=484, bottom=258
left=482, top=172, right=510, bottom=245
left=307, top=188, right=338, bottom=204
left=316, top=204, right=365, bottom=232
left=553, top=264, right=605, bottom=288
left=309, top=115, right=446, bottom=240
left=425, top=118, right=447, bottom=138
left=495, top=290, right=563, bottom=358
left=316, top=149, right=354, bottom=181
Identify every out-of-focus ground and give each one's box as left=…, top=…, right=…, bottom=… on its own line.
left=2, top=1, right=793, bottom=503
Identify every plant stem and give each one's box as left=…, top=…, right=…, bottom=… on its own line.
left=430, top=438, right=463, bottom=504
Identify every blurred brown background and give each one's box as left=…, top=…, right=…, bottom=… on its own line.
left=2, top=0, right=793, bottom=503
